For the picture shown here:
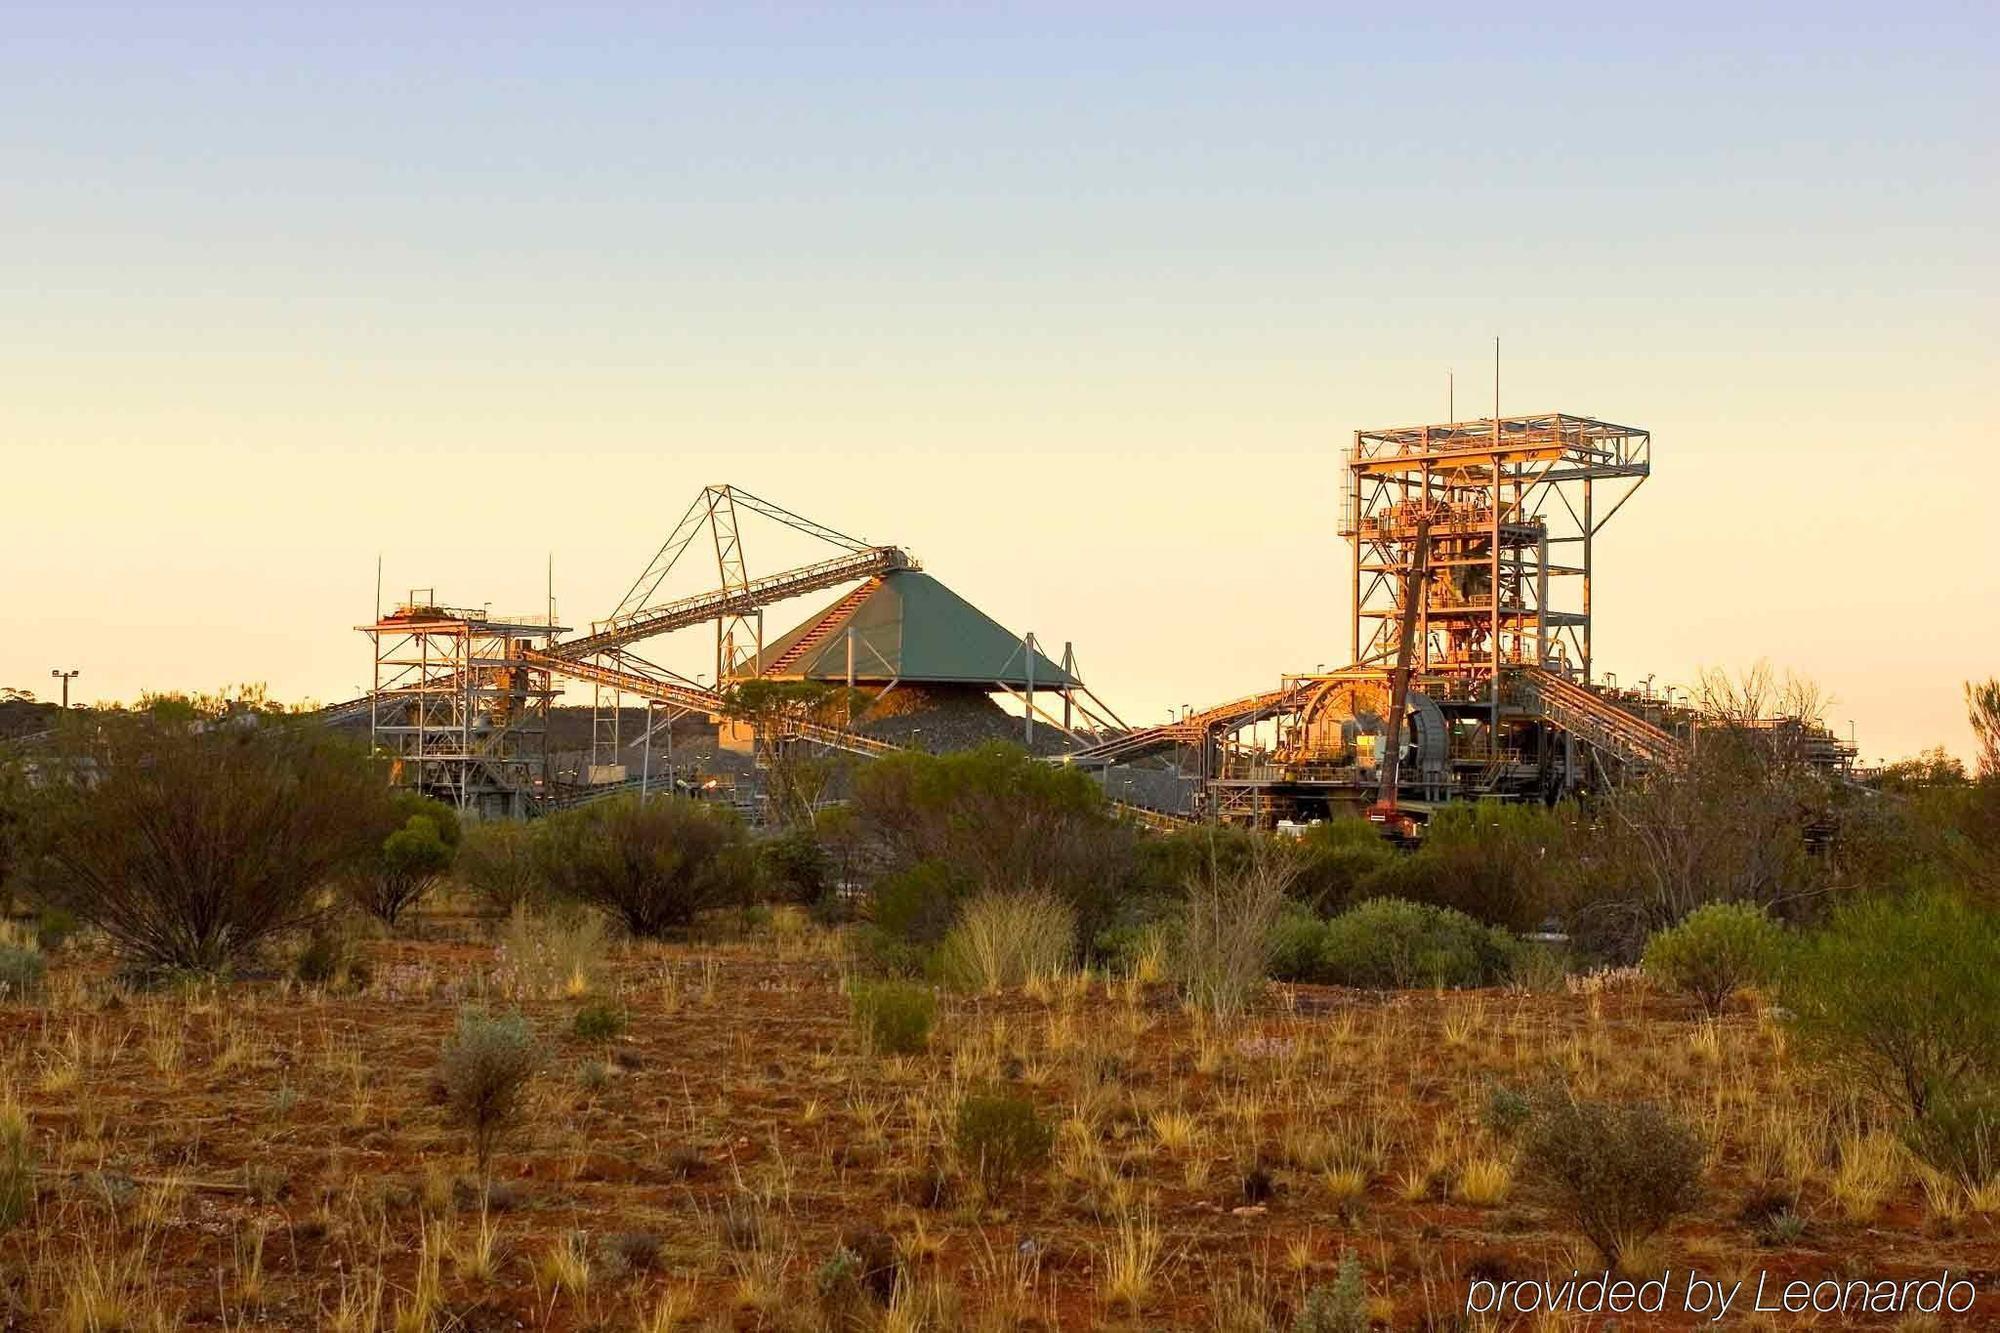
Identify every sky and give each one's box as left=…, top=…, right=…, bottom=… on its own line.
left=4, top=3, right=1995, bottom=763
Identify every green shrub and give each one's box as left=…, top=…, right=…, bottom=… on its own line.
left=438, top=1009, right=542, bottom=1176
left=1641, top=902, right=1786, bottom=1014
left=1481, top=1083, right=1533, bottom=1139
left=1293, top=819, right=1398, bottom=916
left=1317, top=898, right=1517, bottom=989
left=936, top=889, right=1076, bottom=993
left=293, top=925, right=368, bottom=990
left=1780, top=889, right=2000, bottom=1119
left=850, top=980, right=935, bottom=1055
left=852, top=742, right=1137, bottom=942
left=868, top=859, right=973, bottom=947
left=538, top=796, right=758, bottom=937
left=849, top=925, right=932, bottom=979
left=1361, top=801, right=1570, bottom=931
left=1902, top=1083, right=1999, bottom=1190
left=0, top=944, right=45, bottom=1002
left=1138, top=825, right=1267, bottom=898
left=1090, top=917, right=1177, bottom=977
left=350, top=793, right=461, bottom=926
left=1267, top=903, right=1329, bottom=984
left=954, top=1091, right=1051, bottom=1189
left=455, top=819, right=546, bottom=917
left=33, top=908, right=78, bottom=955
left=1507, top=939, right=1572, bottom=993
left=759, top=828, right=835, bottom=906
left=1519, top=1086, right=1704, bottom=1264
left=30, top=715, right=383, bottom=973
left=572, top=1001, right=627, bottom=1042
left=1294, top=1249, right=1369, bottom=1333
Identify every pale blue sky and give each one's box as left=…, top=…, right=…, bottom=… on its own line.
left=5, top=4, right=1995, bottom=759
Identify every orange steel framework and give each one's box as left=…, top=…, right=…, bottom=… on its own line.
left=360, top=596, right=565, bottom=817
left=1063, top=412, right=1674, bottom=827
left=343, top=486, right=1122, bottom=817
left=1345, top=412, right=1649, bottom=695
left=339, top=424, right=1857, bottom=830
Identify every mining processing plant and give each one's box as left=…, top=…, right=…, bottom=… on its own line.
left=327, top=411, right=1856, bottom=829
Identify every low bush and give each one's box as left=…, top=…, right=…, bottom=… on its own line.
left=1780, top=889, right=2000, bottom=1119
left=852, top=742, right=1138, bottom=943
left=868, top=859, right=972, bottom=947
left=349, top=792, right=460, bottom=926
left=1317, top=898, right=1517, bottom=989
left=1294, top=1250, right=1369, bottom=1333
left=29, top=715, right=383, bottom=973
left=1362, top=801, right=1571, bottom=932
left=954, top=1091, right=1052, bottom=1190
left=758, top=828, right=836, bottom=907
left=455, top=819, right=546, bottom=917
left=1641, top=901, right=1786, bottom=1014
left=572, top=1001, right=627, bottom=1042
left=1267, top=902, right=1329, bottom=984
left=935, top=889, right=1075, bottom=992
left=1292, top=819, right=1399, bottom=917
left=438, top=1009, right=542, bottom=1177
left=1519, top=1086, right=1704, bottom=1265
left=850, top=980, right=935, bottom=1055
left=0, top=944, right=45, bottom=1002
left=33, top=908, right=78, bottom=955
left=1901, top=1083, right=1999, bottom=1191
left=848, top=925, right=932, bottom=979
left=293, top=924, right=369, bottom=990
left=537, top=796, right=758, bottom=938
left=1506, top=939, right=1572, bottom=993
left=1481, top=1083, right=1533, bottom=1140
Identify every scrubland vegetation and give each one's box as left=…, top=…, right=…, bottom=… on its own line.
left=0, top=679, right=1993, bottom=1328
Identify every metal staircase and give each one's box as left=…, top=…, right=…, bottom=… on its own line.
left=1514, top=666, right=1683, bottom=768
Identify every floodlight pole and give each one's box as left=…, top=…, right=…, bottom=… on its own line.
left=50, top=669, right=80, bottom=709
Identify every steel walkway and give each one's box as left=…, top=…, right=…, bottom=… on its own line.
left=1513, top=666, right=1684, bottom=768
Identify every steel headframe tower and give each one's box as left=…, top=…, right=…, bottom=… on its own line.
left=362, top=593, right=565, bottom=818
left=1342, top=412, right=1650, bottom=731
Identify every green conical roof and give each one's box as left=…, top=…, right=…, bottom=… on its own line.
left=750, top=571, right=1078, bottom=688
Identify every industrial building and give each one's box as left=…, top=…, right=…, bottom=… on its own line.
left=332, top=413, right=1854, bottom=828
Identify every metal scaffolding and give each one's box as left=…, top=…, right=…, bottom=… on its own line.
left=361, top=595, right=564, bottom=818
left=1343, top=412, right=1651, bottom=693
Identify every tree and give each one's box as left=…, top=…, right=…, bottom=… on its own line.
left=1782, top=890, right=2000, bottom=1120
left=1968, top=678, right=2000, bottom=779
left=537, top=794, right=758, bottom=937
left=852, top=742, right=1137, bottom=942
left=348, top=791, right=461, bottom=926
left=722, top=680, right=864, bottom=826
left=1565, top=668, right=1840, bottom=961
left=0, top=764, right=28, bottom=916
left=27, top=710, right=383, bottom=972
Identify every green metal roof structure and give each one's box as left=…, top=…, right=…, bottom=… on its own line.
left=749, top=570, right=1078, bottom=688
